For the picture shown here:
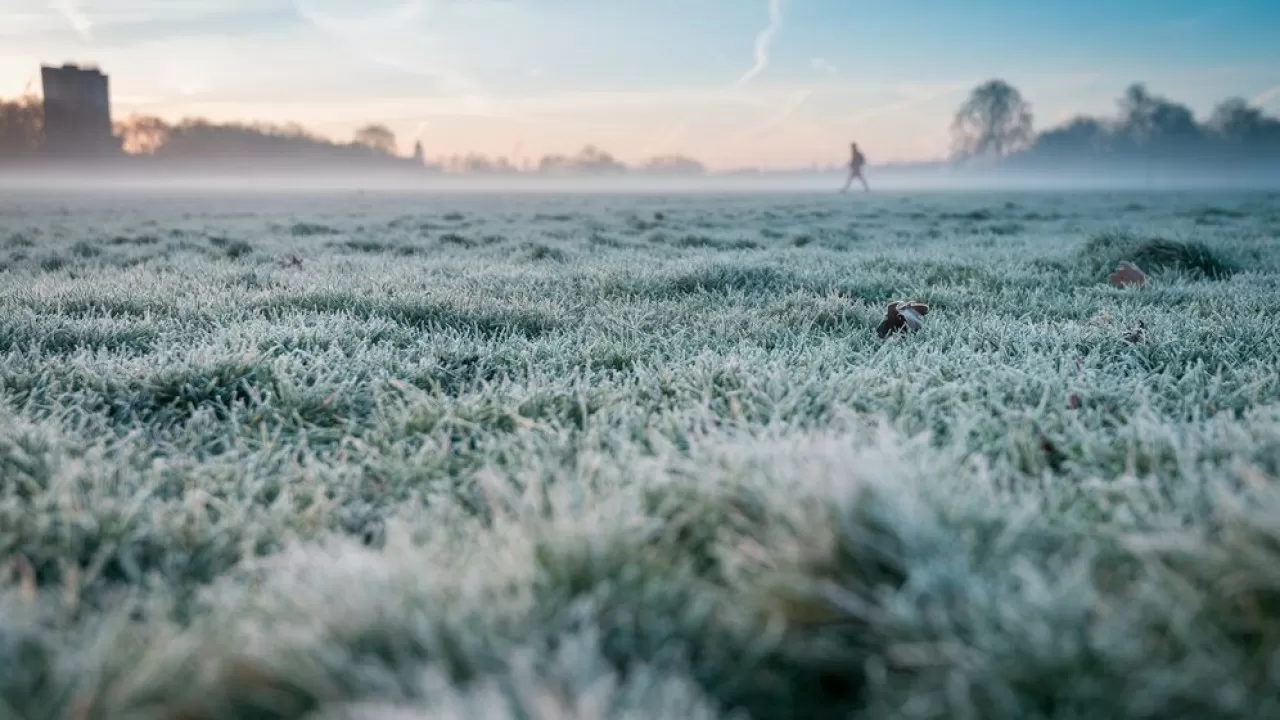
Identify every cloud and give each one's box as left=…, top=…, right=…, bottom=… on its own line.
left=730, top=86, right=815, bottom=144
left=412, top=120, right=431, bottom=143
left=48, top=0, right=93, bottom=38
left=25, top=0, right=275, bottom=38
left=1253, top=83, right=1280, bottom=110
left=845, top=81, right=974, bottom=123
left=290, top=0, right=479, bottom=91
left=639, top=0, right=788, bottom=158
left=810, top=57, right=838, bottom=77
left=735, top=0, right=782, bottom=87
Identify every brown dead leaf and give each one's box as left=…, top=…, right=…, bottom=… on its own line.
left=1109, top=261, right=1147, bottom=288
left=877, top=300, right=930, bottom=339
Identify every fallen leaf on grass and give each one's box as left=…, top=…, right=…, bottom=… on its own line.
left=1109, top=261, right=1147, bottom=288
left=877, top=301, right=930, bottom=339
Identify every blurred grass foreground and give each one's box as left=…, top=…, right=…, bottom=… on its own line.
left=3, top=189, right=1280, bottom=719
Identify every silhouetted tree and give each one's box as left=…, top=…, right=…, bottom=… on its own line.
left=951, top=80, right=1034, bottom=162
left=115, top=115, right=171, bottom=154
left=973, top=80, right=1280, bottom=180
left=442, top=153, right=518, bottom=174
left=538, top=145, right=628, bottom=175
left=0, top=94, right=43, bottom=161
left=1114, top=83, right=1201, bottom=152
left=1207, top=97, right=1280, bottom=145
left=353, top=124, right=397, bottom=156
left=1030, top=116, right=1111, bottom=159
left=637, top=154, right=706, bottom=176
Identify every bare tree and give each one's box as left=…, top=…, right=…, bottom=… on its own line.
left=353, top=124, right=398, bottom=156
left=638, top=154, right=706, bottom=176
left=115, top=115, right=171, bottom=154
left=0, top=94, right=44, bottom=160
left=951, top=80, right=1034, bottom=162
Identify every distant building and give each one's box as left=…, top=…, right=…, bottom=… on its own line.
left=412, top=140, right=425, bottom=164
left=40, top=63, right=121, bottom=157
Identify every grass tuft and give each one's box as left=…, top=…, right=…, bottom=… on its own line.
left=1082, top=231, right=1237, bottom=279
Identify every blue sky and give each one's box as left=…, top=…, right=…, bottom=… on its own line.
left=3, top=0, right=1278, bottom=168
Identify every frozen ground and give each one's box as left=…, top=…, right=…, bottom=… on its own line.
left=2, top=189, right=1280, bottom=719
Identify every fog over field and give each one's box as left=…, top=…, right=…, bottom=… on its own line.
left=2, top=188, right=1280, bottom=719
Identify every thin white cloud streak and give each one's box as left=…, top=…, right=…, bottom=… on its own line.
left=644, top=0, right=786, bottom=156
left=290, top=0, right=480, bottom=92
left=130, top=85, right=782, bottom=125
left=736, top=0, right=782, bottom=87
left=844, top=81, right=976, bottom=124
left=729, top=86, right=815, bottom=145
left=810, top=57, right=838, bottom=77
left=1253, top=84, right=1280, bottom=110
left=14, top=0, right=267, bottom=38
left=48, top=0, right=93, bottom=39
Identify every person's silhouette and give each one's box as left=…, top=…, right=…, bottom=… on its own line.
left=840, top=142, right=869, bottom=193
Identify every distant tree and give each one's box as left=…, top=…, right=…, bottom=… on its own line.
left=1207, top=97, right=1280, bottom=144
left=538, top=145, right=628, bottom=175
left=1028, top=116, right=1112, bottom=159
left=353, top=124, right=397, bottom=155
left=0, top=94, right=44, bottom=160
left=638, top=154, right=706, bottom=176
left=1114, top=84, right=1202, bottom=151
left=950, top=80, right=1034, bottom=162
left=115, top=115, right=171, bottom=154
left=444, top=153, right=518, bottom=174
left=573, top=145, right=627, bottom=174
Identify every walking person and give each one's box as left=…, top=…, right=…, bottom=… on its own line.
left=840, top=141, right=870, bottom=193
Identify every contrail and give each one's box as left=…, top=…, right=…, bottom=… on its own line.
left=49, top=0, right=93, bottom=39
left=1253, top=84, right=1280, bottom=110
left=736, top=0, right=783, bottom=87
left=810, top=57, right=838, bottom=77
left=736, top=87, right=814, bottom=142
left=291, top=0, right=478, bottom=92
left=641, top=1, right=782, bottom=155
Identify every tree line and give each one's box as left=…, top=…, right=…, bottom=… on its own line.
left=5, top=81, right=1279, bottom=176
left=950, top=79, right=1280, bottom=174
left=0, top=97, right=706, bottom=176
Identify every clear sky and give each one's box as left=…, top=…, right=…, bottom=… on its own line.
left=3, top=0, right=1279, bottom=169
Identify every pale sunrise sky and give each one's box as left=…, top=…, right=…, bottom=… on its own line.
left=3, top=0, right=1279, bottom=169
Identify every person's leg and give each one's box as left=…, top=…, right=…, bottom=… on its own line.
left=859, top=172, right=870, bottom=192
left=840, top=170, right=854, bottom=193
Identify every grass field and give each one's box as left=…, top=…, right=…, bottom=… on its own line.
left=2, top=189, right=1280, bottom=720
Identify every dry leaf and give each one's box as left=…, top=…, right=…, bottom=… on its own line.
left=877, top=300, right=930, bottom=339
left=1109, top=261, right=1147, bottom=288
